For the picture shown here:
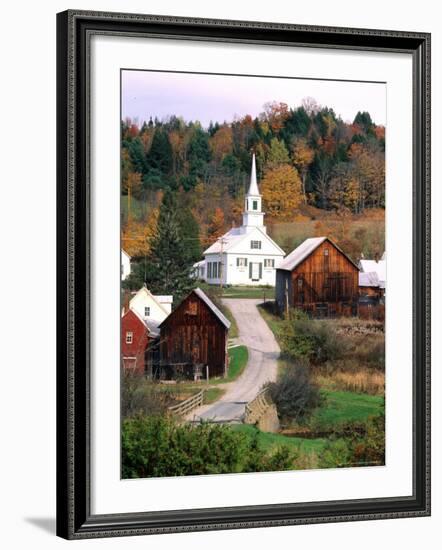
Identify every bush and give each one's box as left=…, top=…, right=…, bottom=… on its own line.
left=280, top=310, right=345, bottom=364
left=122, top=414, right=297, bottom=478
left=266, top=364, right=321, bottom=423
left=316, top=413, right=385, bottom=469
left=121, top=370, right=170, bottom=418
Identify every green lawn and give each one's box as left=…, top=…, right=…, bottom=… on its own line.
left=227, top=345, right=248, bottom=381
left=232, top=424, right=326, bottom=454
left=199, top=282, right=274, bottom=300
left=203, top=387, right=225, bottom=404
left=311, top=390, right=384, bottom=430
left=221, top=303, right=239, bottom=338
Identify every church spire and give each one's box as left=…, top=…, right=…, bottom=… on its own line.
left=247, top=153, right=260, bottom=196
left=241, top=153, right=266, bottom=234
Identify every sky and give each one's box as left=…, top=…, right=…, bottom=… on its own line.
left=121, top=70, right=386, bottom=128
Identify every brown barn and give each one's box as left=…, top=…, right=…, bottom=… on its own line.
left=275, top=237, right=359, bottom=317
left=159, top=288, right=231, bottom=379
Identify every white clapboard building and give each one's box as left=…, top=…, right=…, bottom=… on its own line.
left=121, top=249, right=131, bottom=281
left=128, top=285, right=173, bottom=330
left=200, top=154, right=285, bottom=286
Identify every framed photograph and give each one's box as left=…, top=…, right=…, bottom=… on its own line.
left=56, top=10, right=431, bottom=539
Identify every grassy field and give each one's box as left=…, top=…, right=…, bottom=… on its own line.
left=226, top=345, right=248, bottom=381
left=310, top=390, right=384, bottom=431
left=267, top=207, right=385, bottom=260
left=199, top=282, right=274, bottom=300
left=203, top=387, right=225, bottom=404
left=232, top=424, right=327, bottom=454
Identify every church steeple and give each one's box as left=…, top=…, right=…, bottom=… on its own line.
left=242, top=154, right=266, bottom=234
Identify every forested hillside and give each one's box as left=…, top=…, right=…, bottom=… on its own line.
left=121, top=100, right=385, bottom=273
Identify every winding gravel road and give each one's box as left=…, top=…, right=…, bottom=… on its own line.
left=187, top=299, right=279, bottom=423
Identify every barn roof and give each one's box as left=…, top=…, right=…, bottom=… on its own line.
left=359, top=259, right=386, bottom=285
left=359, top=271, right=380, bottom=287
left=277, top=236, right=359, bottom=272
left=192, top=288, right=231, bottom=329
left=158, top=288, right=231, bottom=330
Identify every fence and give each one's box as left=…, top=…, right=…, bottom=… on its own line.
left=167, top=389, right=204, bottom=417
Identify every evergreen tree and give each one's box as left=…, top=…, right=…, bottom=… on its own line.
left=146, top=128, right=173, bottom=174
left=177, top=208, right=202, bottom=263
left=145, top=190, right=195, bottom=301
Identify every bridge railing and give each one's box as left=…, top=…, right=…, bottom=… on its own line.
left=244, top=387, right=272, bottom=424
left=168, top=390, right=204, bottom=417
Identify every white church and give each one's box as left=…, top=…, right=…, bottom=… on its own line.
left=195, top=154, right=285, bottom=286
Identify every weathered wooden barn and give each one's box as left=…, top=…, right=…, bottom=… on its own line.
left=275, top=237, right=359, bottom=317
left=159, top=288, right=231, bottom=379
left=121, top=309, right=159, bottom=375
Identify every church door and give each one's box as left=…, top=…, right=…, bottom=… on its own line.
left=249, top=262, right=262, bottom=282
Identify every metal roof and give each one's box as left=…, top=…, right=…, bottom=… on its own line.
left=192, top=288, right=231, bottom=329
left=277, top=236, right=360, bottom=272
left=277, top=237, right=327, bottom=271
left=359, top=271, right=380, bottom=287
left=203, top=227, right=247, bottom=254
left=359, top=259, right=386, bottom=285
left=158, top=288, right=231, bottom=330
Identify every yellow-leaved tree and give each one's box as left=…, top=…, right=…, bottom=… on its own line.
left=261, top=164, right=303, bottom=219
left=121, top=208, right=159, bottom=258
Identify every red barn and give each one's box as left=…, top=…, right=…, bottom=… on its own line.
left=159, top=288, right=231, bottom=379
left=121, top=309, right=158, bottom=375
left=276, top=236, right=360, bottom=317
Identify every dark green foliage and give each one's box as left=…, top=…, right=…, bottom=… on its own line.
left=146, top=128, right=173, bottom=175
left=122, top=414, right=297, bottom=478
left=144, top=190, right=195, bottom=301
left=317, top=412, right=385, bottom=468
left=280, top=310, right=344, bottom=364
left=266, top=364, right=321, bottom=423
left=176, top=207, right=201, bottom=263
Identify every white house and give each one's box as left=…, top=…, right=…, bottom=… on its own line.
left=128, top=286, right=173, bottom=329
left=121, top=249, right=131, bottom=281
left=201, top=154, right=285, bottom=286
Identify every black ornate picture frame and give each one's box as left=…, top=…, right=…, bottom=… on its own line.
left=56, top=10, right=431, bottom=539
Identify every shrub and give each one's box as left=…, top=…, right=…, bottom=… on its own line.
left=121, top=371, right=170, bottom=418
left=280, top=311, right=345, bottom=364
left=122, top=414, right=297, bottom=478
left=266, top=364, right=321, bottom=423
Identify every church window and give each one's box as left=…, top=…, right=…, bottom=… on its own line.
left=144, top=306, right=150, bottom=317
left=251, top=240, right=262, bottom=250
left=237, top=258, right=248, bottom=267
left=252, top=200, right=258, bottom=210
left=264, top=259, right=275, bottom=268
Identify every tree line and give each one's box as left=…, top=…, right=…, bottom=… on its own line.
left=122, top=99, right=385, bottom=220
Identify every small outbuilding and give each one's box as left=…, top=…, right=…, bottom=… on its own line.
left=159, top=288, right=231, bottom=379
left=121, top=309, right=159, bottom=375
left=275, top=236, right=360, bottom=317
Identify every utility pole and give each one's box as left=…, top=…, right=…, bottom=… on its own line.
left=219, top=237, right=226, bottom=291
left=127, top=185, right=131, bottom=221
left=285, top=278, right=290, bottom=320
